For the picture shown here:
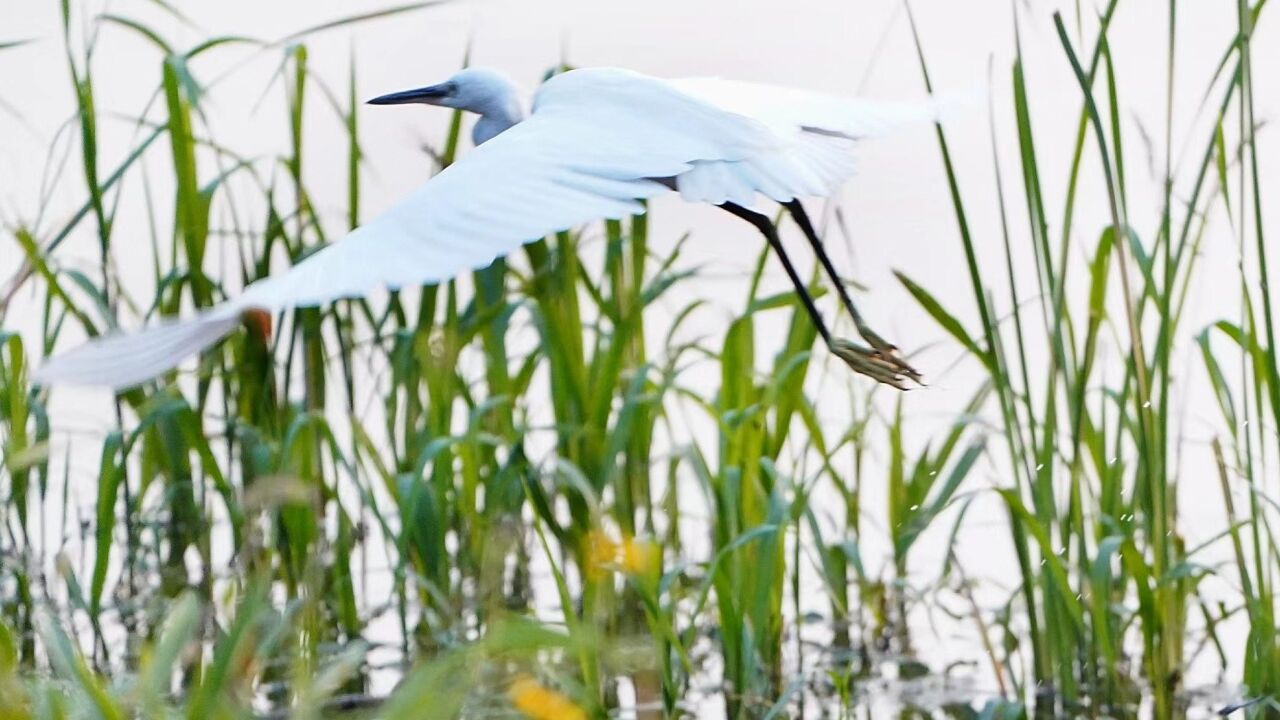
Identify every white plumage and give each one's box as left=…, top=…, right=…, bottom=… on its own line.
left=35, top=67, right=938, bottom=391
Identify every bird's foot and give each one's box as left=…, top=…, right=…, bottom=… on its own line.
left=857, top=327, right=925, bottom=385
left=829, top=337, right=922, bottom=390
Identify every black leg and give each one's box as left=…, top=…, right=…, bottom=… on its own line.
left=719, top=202, right=832, bottom=346
left=783, top=200, right=871, bottom=335
left=783, top=199, right=922, bottom=385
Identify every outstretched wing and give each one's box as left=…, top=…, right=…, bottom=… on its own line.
left=35, top=68, right=777, bottom=390
left=665, top=77, right=938, bottom=205
left=233, top=69, right=775, bottom=313
left=32, top=311, right=245, bottom=392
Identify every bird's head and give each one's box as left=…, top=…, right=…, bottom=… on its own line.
left=367, top=67, right=519, bottom=115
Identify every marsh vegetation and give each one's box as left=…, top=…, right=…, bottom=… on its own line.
left=0, top=1, right=1277, bottom=718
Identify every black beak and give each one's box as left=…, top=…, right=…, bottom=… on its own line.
left=367, top=83, right=454, bottom=106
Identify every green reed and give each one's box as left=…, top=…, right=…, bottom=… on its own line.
left=898, top=0, right=1276, bottom=717
left=1, top=1, right=1279, bottom=719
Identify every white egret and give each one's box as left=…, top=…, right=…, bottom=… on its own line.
left=35, top=66, right=937, bottom=390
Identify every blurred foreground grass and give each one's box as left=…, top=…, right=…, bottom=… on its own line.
left=0, top=1, right=1278, bottom=718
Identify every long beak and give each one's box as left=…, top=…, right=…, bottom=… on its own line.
left=367, top=83, right=453, bottom=106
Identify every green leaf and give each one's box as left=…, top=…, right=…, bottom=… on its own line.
left=896, top=270, right=990, bottom=369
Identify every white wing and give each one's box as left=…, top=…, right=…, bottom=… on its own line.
left=31, top=310, right=244, bottom=392
left=36, top=68, right=936, bottom=390
left=665, top=77, right=938, bottom=205
left=232, top=69, right=775, bottom=313
left=34, top=68, right=778, bottom=390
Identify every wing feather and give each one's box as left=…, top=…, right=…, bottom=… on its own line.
left=32, top=310, right=242, bottom=390
left=36, top=68, right=776, bottom=390
left=227, top=68, right=797, bottom=315
left=667, top=76, right=935, bottom=204
left=39, top=68, right=929, bottom=390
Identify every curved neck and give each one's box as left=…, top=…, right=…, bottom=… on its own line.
left=472, top=96, right=525, bottom=145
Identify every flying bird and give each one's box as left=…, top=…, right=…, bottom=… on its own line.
left=36, top=66, right=937, bottom=391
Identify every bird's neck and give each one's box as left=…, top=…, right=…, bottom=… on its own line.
left=472, top=96, right=526, bottom=145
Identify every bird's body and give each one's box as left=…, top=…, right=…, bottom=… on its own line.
left=36, top=66, right=935, bottom=390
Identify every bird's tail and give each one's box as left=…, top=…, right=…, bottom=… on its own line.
left=33, top=308, right=244, bottom=392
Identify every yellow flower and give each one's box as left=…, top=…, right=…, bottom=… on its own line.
left=585, top=529, right=660, bottom=579
left=585, top=529, right=619, bottom=580
left=508, top=675, right=588, bottom=720
left=619, top=537, right=659, bottom=576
